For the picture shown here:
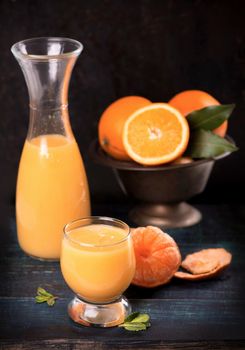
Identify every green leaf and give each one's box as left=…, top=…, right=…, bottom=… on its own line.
left=37, top=287, right=52, bottom=297
left=186, top=104, right=235, bottom=131
left=35, top=295, right=47, bottom=303
left=118, top=312, right=151, bottom=332
left=185, top=129, right=238, bottom=158
left=119, top=322, right=147, bottom=331
left=35, top=287, right=58, bottom=306
left=131, top=313, right=150, bottom=324
left=124, top=312, right=140, bottom=322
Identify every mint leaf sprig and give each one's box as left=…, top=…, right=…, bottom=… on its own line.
left=118, top=312, right=151, bottom=331
left=35, top=287, right=58, bottom=306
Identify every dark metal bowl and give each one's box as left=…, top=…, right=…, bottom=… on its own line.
left=90, top=139, right=232, bottom=228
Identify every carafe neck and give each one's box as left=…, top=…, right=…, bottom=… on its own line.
left=11, top=37, right=83, bottom=140
left=28, top=105, right=72, bottom=140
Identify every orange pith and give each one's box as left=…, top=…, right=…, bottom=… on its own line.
left=169, top=90, right=228, bottom=137
left=98, top=96, right=151, bottom=160
left=123, top=103, right=189, bottom=165
left=131, top=226, right=181, bottom=288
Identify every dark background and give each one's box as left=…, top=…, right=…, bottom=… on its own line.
left=0, top=0, right=244, bottom=205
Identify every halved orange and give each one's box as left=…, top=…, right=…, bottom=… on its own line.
left=123, top=103, right=189, bottom=165
left=98, top=96, right=151, bottom=160
left=131, top=226, right=181, bottom=288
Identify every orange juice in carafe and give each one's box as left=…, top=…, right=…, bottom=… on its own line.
left=16, top=134, right=90, bottom=259
left=12, top=37, right=90, bottom=260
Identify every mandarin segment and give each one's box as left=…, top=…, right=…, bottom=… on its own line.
left=131, top=226, right=181, bottom=287
left=123, top=103, right=190, bottom=165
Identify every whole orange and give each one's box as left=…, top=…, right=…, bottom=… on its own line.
left=98, top=96, right=151, bottom=160
left=169, top=90, right=228, bottom=137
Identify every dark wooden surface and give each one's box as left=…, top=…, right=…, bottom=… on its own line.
left=0, top=0, right=245, bottom=204
left=0, top=202, right=245, bottom=349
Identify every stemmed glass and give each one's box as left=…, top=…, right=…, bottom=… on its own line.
left=60, top=216, right=136, bottom=327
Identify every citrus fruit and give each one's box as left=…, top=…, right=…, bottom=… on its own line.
left=174, top=248, right=232, bottom=281
left=123, top=103, right=189, bottom=165
left=169, top=90, right=228, bottom=137
left=98, top=96, right=151, bottom=160
left=131, top=226, right=181, bottom=288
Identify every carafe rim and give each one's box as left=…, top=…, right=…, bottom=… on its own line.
left=11, top=37, right=83, bottom=61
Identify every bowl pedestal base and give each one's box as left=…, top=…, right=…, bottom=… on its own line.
left=129, top=202, right=202, bottom=229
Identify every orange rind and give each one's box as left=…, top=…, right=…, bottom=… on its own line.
left=174, top=248, right=232, bottom=281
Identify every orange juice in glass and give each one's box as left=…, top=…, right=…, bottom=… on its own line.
left=61, top=217, right=135, bottom=327
left=11, top=38, right=90, bottom=260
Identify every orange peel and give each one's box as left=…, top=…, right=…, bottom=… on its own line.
left=174, top=248, right=232, bottom=281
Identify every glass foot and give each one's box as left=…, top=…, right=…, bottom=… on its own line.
left=68, top=295, right=131, bottom=327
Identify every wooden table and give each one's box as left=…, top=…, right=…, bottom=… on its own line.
left=0, top=202, right=245, bottom=349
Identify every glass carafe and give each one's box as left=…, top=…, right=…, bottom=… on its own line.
left=11, top=37, right=91, bottom=260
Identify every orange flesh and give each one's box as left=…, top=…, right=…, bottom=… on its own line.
left=126, top=109, right=184, bottom=158
left=98, top=96, right=151, bottom=160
